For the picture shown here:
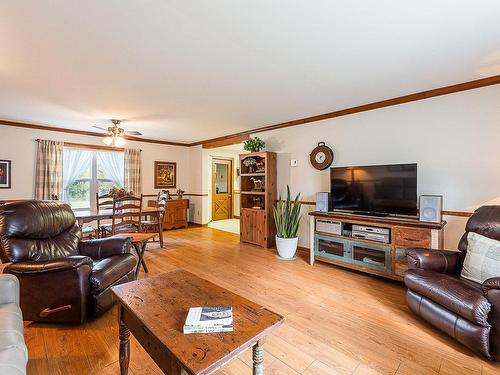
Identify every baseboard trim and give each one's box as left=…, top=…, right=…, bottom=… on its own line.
left=188, top=222, right=208, bottom=227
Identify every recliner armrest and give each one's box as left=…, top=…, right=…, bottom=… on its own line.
left=406, top=248, right=465, bottom=274
left=483, top=277, right=500, bottom=293
left=78, top=235, right=132, bottom=259
left=4, top=255, right=93, bottom=274
left=0, top=274, right=20, bottom=305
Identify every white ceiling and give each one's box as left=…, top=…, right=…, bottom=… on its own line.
left=1, top=1, right=499, bottom=143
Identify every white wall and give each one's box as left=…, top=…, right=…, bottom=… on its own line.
left=253, top=84, right=500, bottom=249
left=0, top=126, right=204, bottom=223
left=187, top=145, right=204, bottom=223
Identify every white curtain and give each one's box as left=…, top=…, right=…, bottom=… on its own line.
left=62, top=148, right=93, bottom=201
left=97, top=151, right=124, bottom=187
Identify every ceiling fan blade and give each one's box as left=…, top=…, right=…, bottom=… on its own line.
left=125, top=130, right=143, bottom=136
left=92, top=126, right=109, bottom=132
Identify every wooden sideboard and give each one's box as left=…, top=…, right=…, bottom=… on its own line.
left=148, top=198, right=189, bottom=230
left=309, top=211, right=446, bottom=281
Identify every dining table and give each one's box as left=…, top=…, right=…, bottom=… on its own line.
left=73, top=206, right=164, bottom=246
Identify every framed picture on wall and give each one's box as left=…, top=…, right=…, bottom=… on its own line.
left=154, top=161, right=176, bottom=189
left=0, top=160, right=11, bottom=189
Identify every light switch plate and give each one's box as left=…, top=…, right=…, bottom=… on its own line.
left=290, top=159, right=298, bottom=167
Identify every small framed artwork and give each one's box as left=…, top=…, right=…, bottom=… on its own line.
left=154, top=161, right=176, bottom=189
left=0, top=160, right=11, bottom=189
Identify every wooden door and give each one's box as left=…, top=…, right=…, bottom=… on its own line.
left=212, top=159, right=233, bottom=221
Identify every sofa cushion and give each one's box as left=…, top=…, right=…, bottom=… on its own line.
left=0, top=347, right=27, bottom=375
left=0, top=303, right=28, bottom=375
left=461, top=232, right=500, bottom=284
left=405, top=269, right=491, bottom=327
left=90, top=254, right=136, bottom=294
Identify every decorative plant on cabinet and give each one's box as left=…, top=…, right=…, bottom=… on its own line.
left=243, top=137, right=266, bottom=153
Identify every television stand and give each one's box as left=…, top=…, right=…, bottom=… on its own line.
left=309, top=211, right=446, bottom=281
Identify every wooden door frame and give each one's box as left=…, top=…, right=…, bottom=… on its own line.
left=211, top=157, right=234, bottom=221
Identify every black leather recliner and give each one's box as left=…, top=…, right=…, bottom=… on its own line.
left=0, top=200, right=136, bottom=323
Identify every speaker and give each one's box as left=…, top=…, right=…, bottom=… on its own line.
left=419, top=195, right=442, bottom=223
left=316, top=192, right=331, bottom=212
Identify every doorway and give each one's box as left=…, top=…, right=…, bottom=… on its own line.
left=211, top=158, right=233, bottom=221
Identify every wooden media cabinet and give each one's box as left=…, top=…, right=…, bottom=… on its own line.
left=308, top=211, right=446, bottom=280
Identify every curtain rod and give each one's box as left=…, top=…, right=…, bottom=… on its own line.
left=35, top=139, right=142, bottom=152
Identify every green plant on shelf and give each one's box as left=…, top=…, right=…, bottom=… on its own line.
left=243, top=137, right=265, bottom=152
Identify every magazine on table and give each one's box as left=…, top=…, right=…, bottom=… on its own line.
left=183, top=306, right=233, bottom=334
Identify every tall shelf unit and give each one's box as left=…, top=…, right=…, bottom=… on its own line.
left=239, top=151, right=277, bottom=248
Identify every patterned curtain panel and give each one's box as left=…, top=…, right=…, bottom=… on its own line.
left=124, top=148, right=141, bottom=195
left=35, top=140, right=64, bottom=200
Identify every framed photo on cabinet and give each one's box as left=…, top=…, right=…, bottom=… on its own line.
left=154, top=161, right=176, bottom=189
left=0, top=160, right=11, bottom=189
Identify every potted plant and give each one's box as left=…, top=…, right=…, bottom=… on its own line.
left=273, top=185, right=302, bottom=260
left=243, top=137, right=266, bottom=153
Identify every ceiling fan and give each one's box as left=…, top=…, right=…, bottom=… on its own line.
left=93, top=119, right=142, bottom=147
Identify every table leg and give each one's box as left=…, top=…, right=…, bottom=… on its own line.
left=133, top=242, right=149, bottom=277
left=158, top=215, right=164, bottom=248
left=119, top=307, right=130, bottom=375
left=140, top=241, right=149, bottom=273
left=252, top=340, right=264, bottom=375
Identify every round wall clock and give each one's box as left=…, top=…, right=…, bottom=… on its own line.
left=309, top=142, right=334, bottom=170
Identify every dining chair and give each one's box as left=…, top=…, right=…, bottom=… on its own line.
left=140, top=192, right=167, bottom=248
left=96, top=192, right=114, bottom=238
left=110, top=195, right=155, bottom=276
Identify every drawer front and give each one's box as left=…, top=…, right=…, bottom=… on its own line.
left=350, top=241, right=392, bottom=272
left=394, top=261, right=408, bottom=278
left=394, top=227, right=431, bottom=248
left=394, top=247, right=410, bottom=277
left=314, top=235, right=351, bottom=262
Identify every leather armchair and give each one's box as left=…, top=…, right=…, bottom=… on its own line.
left=0, top=200, right=136, bottom=323
left=404, top=205, right=500, bottom=360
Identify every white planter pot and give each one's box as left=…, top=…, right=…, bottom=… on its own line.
left=275, top=236, right=298, bottom=260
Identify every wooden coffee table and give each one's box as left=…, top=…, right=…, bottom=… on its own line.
left=111, top=269, right=284, bottom=375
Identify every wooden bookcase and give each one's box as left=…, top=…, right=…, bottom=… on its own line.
left=239, top=152, right=277, bottom=248
left=309, top=211, right=446, bottom=281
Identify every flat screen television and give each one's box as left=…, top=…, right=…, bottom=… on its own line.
left=330, top=163, right=417, bottom=216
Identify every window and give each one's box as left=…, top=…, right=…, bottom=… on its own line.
left=63, top=148, right=124, bottom=210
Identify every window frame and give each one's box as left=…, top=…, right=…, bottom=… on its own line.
left=63, top=147, right=124, bottom=211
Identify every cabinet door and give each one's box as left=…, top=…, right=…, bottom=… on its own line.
left=351, top=241, right=391, bottom=272
left=163, top=206, right=174, bottom=228
left=174, top=206, right=187, bottom=226
left=241, top=209, right=265, bottom=245
left=314, top=235, right=351, bottom=262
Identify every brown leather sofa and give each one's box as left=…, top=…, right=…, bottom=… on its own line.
left=0, top=200, right=136, bottom=323
left=404, top=205, right=500, bottom=360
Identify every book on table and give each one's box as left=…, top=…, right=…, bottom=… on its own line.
left=183, top=306, right=233, bottom=334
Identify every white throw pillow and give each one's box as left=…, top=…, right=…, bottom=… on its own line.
left=461, top=232, right=500, bottom=284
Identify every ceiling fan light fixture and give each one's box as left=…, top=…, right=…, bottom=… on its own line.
left=115, top=136, right=126, bottom=147
left=103, top=136, right=113, bottom=145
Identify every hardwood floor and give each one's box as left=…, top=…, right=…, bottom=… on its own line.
left=25, top=226, right=500, bottom=375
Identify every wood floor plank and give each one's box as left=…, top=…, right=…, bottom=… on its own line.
left=21, top=226, right=500, bottom=375
left=303, top=360, right=346, bottom=375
